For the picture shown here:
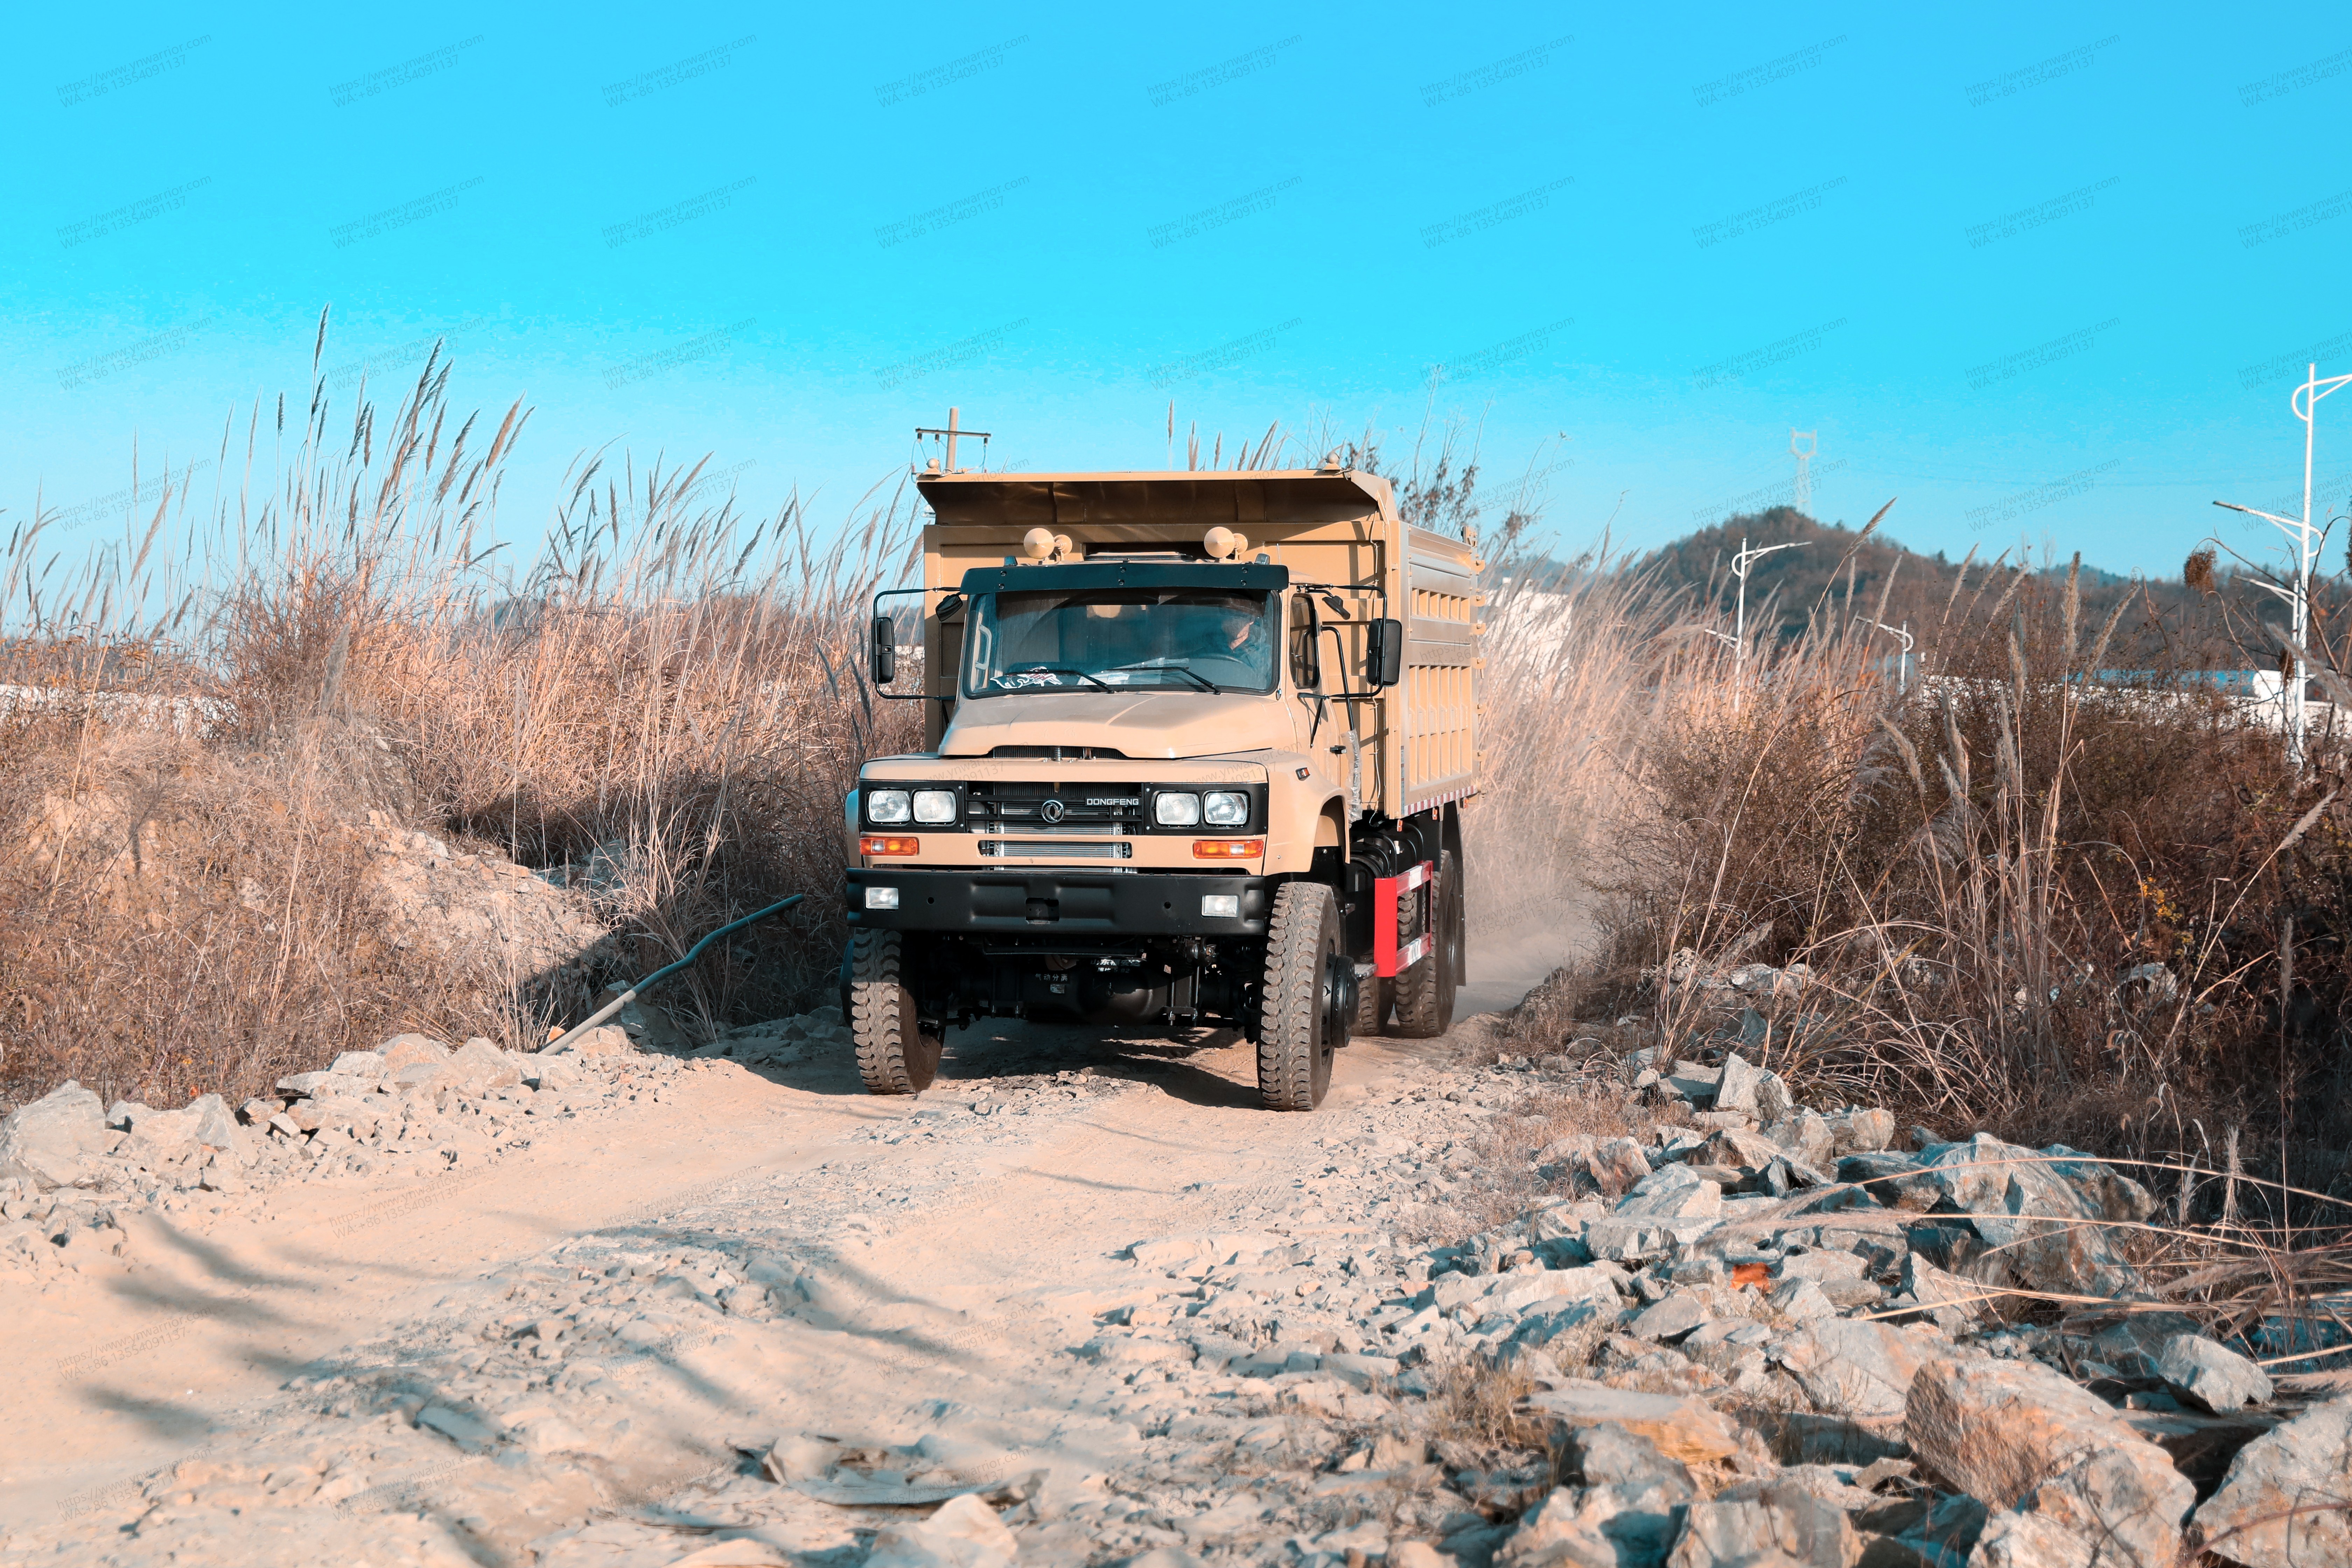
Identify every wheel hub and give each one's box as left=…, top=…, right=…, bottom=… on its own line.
left=1322, top=952, right=1357, bottom=1048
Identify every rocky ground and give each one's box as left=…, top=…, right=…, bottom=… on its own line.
left=1, top=939, right=2346, bottom=1568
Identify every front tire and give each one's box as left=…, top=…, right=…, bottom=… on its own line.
left=848, top=932, right=942, bottom=1094
left=1392, top=849, right=1462, bottom=1038
left=1258, top=882, right=1347, bottom=1111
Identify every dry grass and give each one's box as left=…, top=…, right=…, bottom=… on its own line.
left=1, top=320, right=917, bottom=1112
left=1484, top=532, right=2352, bottom=1213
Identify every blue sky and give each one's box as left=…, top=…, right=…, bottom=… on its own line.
left=9, top=2, right=2352, bottom=578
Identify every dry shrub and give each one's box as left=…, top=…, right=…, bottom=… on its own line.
left=0, top=715, right=455, bottom=1108
left=1496, top=530, right=2352, bottom=1222
left=0, top=320, right=917, bottom=1112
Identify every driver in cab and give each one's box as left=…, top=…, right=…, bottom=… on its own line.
left=1192, top=597, right=1270, bottom=682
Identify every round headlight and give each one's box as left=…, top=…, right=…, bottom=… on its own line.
left=1203, top=791, right=1248, bottom=827
left=912, top=789, right=958, bottom=824
left=1154, top=791, right=1202, bottom=827
left=867, top=789, right=911, bottom=824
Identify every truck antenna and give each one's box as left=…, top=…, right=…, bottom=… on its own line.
left=916, top=406, right=993, bottom=473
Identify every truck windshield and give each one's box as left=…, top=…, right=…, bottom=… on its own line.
left=962, top=589, right=1278, bottom=697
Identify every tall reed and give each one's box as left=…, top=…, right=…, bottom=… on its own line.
left=0, top=314, right=918, bottom=1111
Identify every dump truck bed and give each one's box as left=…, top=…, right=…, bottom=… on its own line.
left=912, top=467, right=1482, bottom=818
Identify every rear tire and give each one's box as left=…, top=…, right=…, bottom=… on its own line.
left=1351, top=973, right=1392, bottom=1037
left=1392, top=849, right=1462, bottom=1038
left=848, top=931, right=941, bottom=1094
left=1258, top=882, right=1345, bottom=1111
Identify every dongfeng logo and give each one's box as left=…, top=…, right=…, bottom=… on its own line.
left=1039, top=798, right=1066, bottom=823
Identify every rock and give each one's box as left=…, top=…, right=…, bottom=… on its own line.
left=1770, top=1320, right=1931, bottom=1421
left=379, top=1034, right=450, bottom=1071
left=1630, top=1296, right=1711, bottom=1343
left=1497, top=1471, right=1695, bottom=1568
left=2155, top=1335, right=2272, bottom=1414
left=416, top=1405, right=498, bottom=1448
left=1826, top=1108, right=1895, bottom=1156
left=103, top=1099, right=154, bottom=1131
left=864, top=1493, right=1018, bottom=1568
left=1570, top=1423, right=1695, bottom=1491
left=0, top=1081, right=109, bottom=1189
left=548, top=1023, right=631, bottom=1058
left=1754, top=1071, right=1794, bottom=1125
left=1715, top=1054, right=1763, bottom=1115
left=1837, top=1152, right=1940, bottom=1211
left=1764, top=1110, right=1835, bottom=1169
left=1621, top=1165, right=1724, bottom=1219
left=1586, top=1138, right=1653, bottom=1193
left=1078, top=1335, right=1190, bottom=1367
left=1665, top=1065, right=1722, bottom=1104
left=448, top=1038, right=522, bottom=1088
left=115, top=1102, right=200, bottom=1154
left=2080, top=1311, right=2204, bottom=1379
left=1971, top=1508, right=2100, bottom=1568
left=527, top=1056, right=581, bottom=1092
left=1324, top=1353, right=1401, bottom=1391
left=186, top=1093, right=244, bottom=1152
left=1522, top=1381, right=1743, bottom=1466
left=327, top=1050, right=387, bottom=1077
left=1916, top=1135, right=2142, bottom=1297
left=2193, top=1394, right=2352, bottom=1567
left=1391, top=1544, right=1447, bottom=1568
left=2118, top=1407, right=2281, bottom=1498
left=1666, top=1480, right=1856, bottom=1568
left=763, top=1435, right=838, bottom=1483
left=1905, top=1357, right=2193, bottom=1568
left=394, top=1061, right=453, bottom=1090
left=1888, top=1253, right=1985, bottom=1331
left=1701, top=1126, right=1787, bottom=1175
left=1773, top=1250, right=1867, bottom=1283
left=1769, top=1278, right=1836, bottom=1322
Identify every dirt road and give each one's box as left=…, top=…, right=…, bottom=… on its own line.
left=2, top=919, right=1582, bottom=1566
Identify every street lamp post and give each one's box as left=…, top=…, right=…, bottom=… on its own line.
left=2214, top=362, right=2352, bottom=771
left=1727, top=536, right=1805, bottom=711
left=1855, top=616, right=1915, bottom=695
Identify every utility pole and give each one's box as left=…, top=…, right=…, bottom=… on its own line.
left=915, top=407, right=993, bottom=473
left=1790, top=430, right=1817, bottom=516
left=1855, top=616, right=1914, bottom=695
left=2214, top=362, right=2352, bottom=771
left=1726, top=535, right=1806, bottom=711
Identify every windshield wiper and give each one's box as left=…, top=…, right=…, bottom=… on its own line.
left=1004, top=665, right=1115, bottom=693
left=1110, top=662, right=1221, bottom=695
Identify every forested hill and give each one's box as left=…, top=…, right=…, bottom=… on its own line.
left=1636, top=506, right=2231, bottom=659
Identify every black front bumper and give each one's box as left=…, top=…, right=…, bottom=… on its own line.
left=846, top=868, right=1274, bottom=937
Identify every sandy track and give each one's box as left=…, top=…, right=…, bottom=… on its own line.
left=2, top=920, right=1578, bottom=1563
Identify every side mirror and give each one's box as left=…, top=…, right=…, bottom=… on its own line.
left=1366, top=618, right=1404, bottom=687
left=870, top=614, right=896, bottom=686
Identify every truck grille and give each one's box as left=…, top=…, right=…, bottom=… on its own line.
left=967, top=782, right=1142, bottom=828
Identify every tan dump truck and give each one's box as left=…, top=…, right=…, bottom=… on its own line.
left=842, top=460, right=1483, bottom=1110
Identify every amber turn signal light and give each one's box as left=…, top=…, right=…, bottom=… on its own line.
left=1192, top=838, right=1265, bottom=859
left=859, top=835, right=920, bottom=856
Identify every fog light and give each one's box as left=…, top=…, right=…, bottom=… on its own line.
left=1200, top=894, right=1240, bottom=917
left=865, top=886, right=900, bottom=909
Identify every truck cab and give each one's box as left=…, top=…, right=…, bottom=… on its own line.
left=843, top=463, right=1480, bottom=1110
